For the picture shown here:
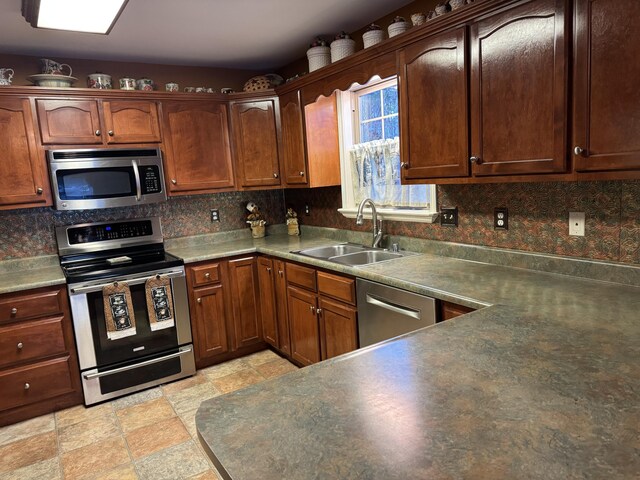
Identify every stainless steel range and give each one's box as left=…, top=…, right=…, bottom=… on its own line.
left=56, top=217, right=195, bottom=405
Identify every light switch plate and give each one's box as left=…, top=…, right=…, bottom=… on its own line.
left=440, top=207, right=458, bottom=227
left=569, top=212, right=585, bottom=236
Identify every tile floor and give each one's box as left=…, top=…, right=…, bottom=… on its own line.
left=0, top=350, right=298, bottom=480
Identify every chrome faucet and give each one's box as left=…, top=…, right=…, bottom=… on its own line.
left=356, top=198, right=383, bottom=248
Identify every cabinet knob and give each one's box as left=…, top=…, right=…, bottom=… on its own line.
left=470, top=156, right=482, bottom=165
left=204, top=272, right=211, bottom=279
left=17, top=342, right=23, bottom=350
left=299, top=171, right=305, bottom=176
left=574, top=146, right=585, bottom=156
left=266, top=267, right=272, bottom=273
left=36, top=187, right=43, bottom=194
left=316, top=308, right=322, bottom=316
left=197, top=297, right=202, bottom=304
left=108, top=130, right=114, bottom=136
left=24, top=383, right=30, bottom=390
left=278, top=270, right=284, bottom=277
left=309, top=305, right=316, bottom=314
left=400, top=161, right=409, bottom=169
left=273, top=173, right=279, bottom=178
left=95, top=130, right=101, bottom=136
left=10, top=307, right=17, bottom=315
left=171, top=179, right=177, bottom=185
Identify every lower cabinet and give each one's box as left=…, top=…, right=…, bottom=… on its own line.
left=288, top=286, right=321, bottom=366
left=0, top=286, right=82, bottom=427
left=318, top=297, right=357, bottom=361
left=439, top=301, right=475, bottom=321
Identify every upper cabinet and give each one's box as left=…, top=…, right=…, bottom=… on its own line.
left=162, top=100, right=235, bottom=195
left=279, top=90, right=308, bottom=186
left=573, top=0, right=640, bottom=173
left=303, top=91, right=341, bottom=188
left=230, top=97, right=281, bottom=189
left=0, top=97, right=50, bottom=209
left=35, top=98, right=161, bottom=145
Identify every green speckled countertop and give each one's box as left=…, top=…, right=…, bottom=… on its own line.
left=0, top=255, right=65, bottom=295
left=188, top=233, right=640, bottom=479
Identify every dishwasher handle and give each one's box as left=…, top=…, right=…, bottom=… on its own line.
left=366, top=294, right=421, bottom=320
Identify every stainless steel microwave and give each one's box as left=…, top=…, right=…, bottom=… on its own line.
left=48, top=148, right=167, bottom=210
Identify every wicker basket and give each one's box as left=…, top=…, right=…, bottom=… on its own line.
left=363, top=30, right=385, bottom=48
left=388, top=21, right=411, bottom=38
left=330, top=38, right=356, bottom=63
left=251, top=225, right=266, bottom=238
left=307, top=46, right=331, bottom=72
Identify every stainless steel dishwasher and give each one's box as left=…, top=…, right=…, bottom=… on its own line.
left=356, top=279, right=436, bottom=347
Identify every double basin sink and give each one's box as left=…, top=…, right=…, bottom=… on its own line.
left=292, top=243, right=419, bottom=266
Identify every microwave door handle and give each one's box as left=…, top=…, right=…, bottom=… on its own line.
left=132, top=159, right=142, bottom=201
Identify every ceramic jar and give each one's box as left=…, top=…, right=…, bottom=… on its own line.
left=41, top=58, right=72, bottom=76
left=165, top=82, right=179, bottom=92
left=0, top=68, right=14, bottom=85
left=388, top=17, right=411, bottom=37
left=119, top=77, right=136, bottom=90
left=449, top=0, right=466, bottom=9
left=136, top=78, right=153, bottom=91
left=411, top=13, right=427, bottom=26
left=87, top=73, right=112, bottom=89
left=363, top=24, right=385, bottom=48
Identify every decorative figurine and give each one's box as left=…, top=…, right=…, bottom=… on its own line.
left=246, top=202, right=266, bottom=238
left=286, top=207, right=300, bottom=236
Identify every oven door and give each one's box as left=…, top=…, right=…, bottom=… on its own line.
left=68, top=267, right=192, bottom=370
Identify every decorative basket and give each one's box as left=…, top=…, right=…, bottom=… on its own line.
left=363, top=30, right=385, bottom=48
left=388, top=21, right=411, bottom=38
left=251, top=225, right=266, bottom=238
left=307, top=46, right=331, bottom=72
left=330, top=38, right=356, bottom=63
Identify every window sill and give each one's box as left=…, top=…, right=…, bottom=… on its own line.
left=338, top=208, right=439, bottom=224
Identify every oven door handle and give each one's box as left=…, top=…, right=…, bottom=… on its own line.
left=83, top=346, right=193, bottom=380
left=70, top=270, right=184, bottom=295
left=132, top=159, right=142, bottom=201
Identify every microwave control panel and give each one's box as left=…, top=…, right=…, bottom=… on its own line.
left=140, top=165, right=163, bottom=195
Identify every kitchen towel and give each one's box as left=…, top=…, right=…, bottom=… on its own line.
left=103, top=281, right=137, bottom=340
left=145, top=275, right=175, bottom=331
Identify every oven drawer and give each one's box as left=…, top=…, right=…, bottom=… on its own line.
left=0, top=355, right=75, bottom=411
left=0, top=288, right=65, bottom=324
left=190, top=263, right=222, bottom=287
left=0, top=316, right=67, bottom=368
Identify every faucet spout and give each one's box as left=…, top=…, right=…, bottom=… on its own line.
left=356, top=198, right=383, bottom=248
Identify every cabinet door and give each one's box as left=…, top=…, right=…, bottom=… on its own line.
left=470, top=0, right=568, bottom=175
left=231, top=99, right=281, bottom=187
left=287, top=286, right=320, bottom=366
left=573, top=0, right=640, bottom=172
left=304, top=92, right=341, bottom=188
left=399, top=28, right=469, bottom=180
left=257, top=257, right=278, bottom=348
left=274, top=260, right=291, bottom=356
left=36, top=99, right=103, bottom=145
left=162, top=101, right=235, bottom=194
left=319, top=297, right=358, bottom=360
left=0, top=98, right=50, bottom=209
left=279, top=90, right=308, bottom=186
left=191, top=284, right=230, bottom=363
left=103, top=100, right=161, bottom=144
left=227, top=257, right=262, bottom=349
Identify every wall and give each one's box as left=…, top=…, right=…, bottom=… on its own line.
left=284, top=181, right=640, bottom=265
left=0, top=190, right=285, bottom=260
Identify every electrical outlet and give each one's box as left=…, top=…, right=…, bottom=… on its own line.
left=210, top=209, right=220, bottom=223
left=494, top=207, right=508, bottom=230
left=569, top=212, right=585, bottom=236
left=440, top=207, right=458, bottom=227
left=304, top=205, right=310, bottom=215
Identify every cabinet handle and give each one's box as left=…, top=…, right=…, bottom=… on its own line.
left=95, top=130, right=101, bottom=136
left=204, top=272, right=211, bottom=279
left=316, top=308, right=322, bottom=316
left=309, top=305, right=316, bottom=313
left=24, top=383, right=30, bottom=390
left=273, top=173, right=279, bottom=178
left=470, top=156, right=482, bottom=165
left=278, top=270, right=284, bottom=277
left=10, top=307, right=17, bottom=315
left=299, top=171, right=305, bottom=176
left=171, top=179, right=177, bottom=185
left=197, top=297, right=202, bottom=304
left=266, top=267, right=272, bottom=273
left=400, top=161, right=409, bottom=169
left=17, top=342, right=23, bottom=350
left=574, top=146, right=585, bottom=156
left=36, top=187, right=43, bottom=194
left=108, top=130, right=114, bottom=136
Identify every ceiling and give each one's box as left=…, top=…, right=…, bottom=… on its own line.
left=0, top=0, right=415, bottom=70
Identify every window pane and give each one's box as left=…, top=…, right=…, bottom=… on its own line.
left=382, top=86, right=398, bottom=115
left=359, top=91, right=382, bottom=121
left=383, top=115, right=399, bottom=140
left=360, top=120, right=383, bottom=142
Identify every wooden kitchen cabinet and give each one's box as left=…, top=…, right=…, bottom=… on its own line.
left=162, top=101, right=235, bottom=195
left=0, top=285, right=82, bottom=427
left=318, top=297, right=357, bottom=360
left=227, top=257, right=262, bottom=349
left=35, top=98, right=161, bottom=145
left=278, top=90, right=308, bottom=186
left=439, top=301, right=475, bottom=322
left=573, top=0, right=640, bottom=173
left=287, top=285, right=321, bottom=366
left=257, top=257, right=278, bottom=348
left=0, top=97, right=51, bottom=209
left=274, top=259, right=291, bottom=355
left=190, top=283, right=230, bottom=366
left=231, top=98, right=281, bottom=188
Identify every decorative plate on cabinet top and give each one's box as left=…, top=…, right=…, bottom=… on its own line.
left=27, top=74, right=77, bottom=88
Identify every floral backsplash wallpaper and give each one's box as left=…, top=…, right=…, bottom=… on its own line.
left=284, top=180, right=640, bottom=266
left=0, top=190, right=285, bottom=260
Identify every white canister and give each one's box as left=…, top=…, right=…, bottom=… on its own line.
left=363, top=30, right=385, bottom=48
left=388, top=21, right=411, bottom=38
left=136, top=78, right=154, bottom=91
left=119, top=77, right=136, bottom=90
left=330, top=38, right=356, bottom=63
left=87, top=73, right=112, bottom=89
left=307, top=46, right=331, bottom=72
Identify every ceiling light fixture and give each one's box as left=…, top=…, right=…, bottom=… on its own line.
left=22, top=0, right=129, bottom=35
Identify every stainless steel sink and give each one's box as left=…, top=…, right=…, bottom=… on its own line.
left=292, top=244, right=419, bottom=266
left=329, top=250, right=404, bottom=266
left=293, top=244, right=367, bottom=259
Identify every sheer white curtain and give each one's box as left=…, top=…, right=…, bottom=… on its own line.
left=349, top=137, right=428, bottom=208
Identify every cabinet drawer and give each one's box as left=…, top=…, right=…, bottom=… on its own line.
left=317, top=272, right=356, bottom=305
left=0, top=356, right=75, bottom=411
left=0, top=288, right=64, bottom=324
left=286, top=263, right=317, bottom=292
left=190, top=264, right=222, bottom=287
left=0, top=317, right=67, bottom=368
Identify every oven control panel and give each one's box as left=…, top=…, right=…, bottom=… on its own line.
left=140, top=166, right=163, bottom=195
left=68, top=220, right=154, bottom=244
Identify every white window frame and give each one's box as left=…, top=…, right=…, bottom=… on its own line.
left=337, top=76, right=438, bottom=223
